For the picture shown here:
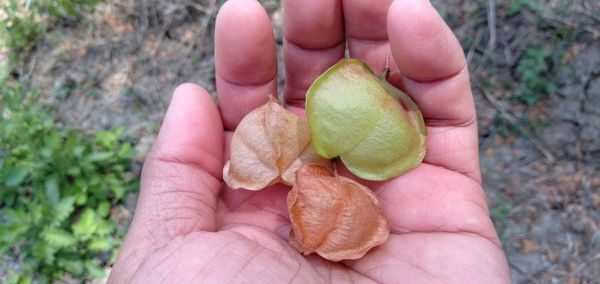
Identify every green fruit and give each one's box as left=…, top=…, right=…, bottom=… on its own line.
left=306, top=59, right=427, bottom=180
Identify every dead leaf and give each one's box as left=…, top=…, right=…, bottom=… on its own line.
left=223, top=97, right=330, bottom=190
left=521, top=239, right=537, bottom=254
left=287, top=165, right=389, bottom=261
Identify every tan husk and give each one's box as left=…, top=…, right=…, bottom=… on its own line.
left=223, top=97, right=330, bottom=190
left=287, top=165, right=390, bottom=261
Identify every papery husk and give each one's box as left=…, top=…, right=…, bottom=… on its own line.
left=287, top=165, right=390, bottom=261
left=223, top=98, right=330, bottom=190
left=306, top=59, right=427, bottom=181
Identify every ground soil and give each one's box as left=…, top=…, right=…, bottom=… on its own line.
left=22, top=0, right=600, bottom=282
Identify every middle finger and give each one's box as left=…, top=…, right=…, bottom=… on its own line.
left=283, top=0, right=345, bottom=111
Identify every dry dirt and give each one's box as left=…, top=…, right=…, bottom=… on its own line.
left=23, top=0, right=600, bottom=283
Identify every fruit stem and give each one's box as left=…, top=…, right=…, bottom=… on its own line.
left=332, top=158, right=338, bottom=176
left=380, top=55, right=390, bottom=81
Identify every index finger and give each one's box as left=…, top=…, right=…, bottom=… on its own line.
left=216, top=0, right=278, bottom=130
left=283, top=0, right=345, bottom=111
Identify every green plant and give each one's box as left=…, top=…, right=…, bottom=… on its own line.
left=550, top=23, right=581, bottom=44
left=0, top=0, right=103, bottom=65
left=489, top=196, right=511, bottom=242
left=493, top=113, right=545, bottom=138
left=38, top=0, right=103, bottom=19
left=507, top=0, right=539, bottom=16
left=493, top=115, right=521, bottom=138
left=0, top=0, right=46, bottom=63
left=513, top=48, right=557, bottom=106
left=0, top=77, right=138, bottom=283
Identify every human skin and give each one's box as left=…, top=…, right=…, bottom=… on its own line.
left=108, top=0, right=512, bottom=283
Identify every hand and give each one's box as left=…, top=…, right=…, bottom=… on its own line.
left=109, top=0, right=511, bottom=282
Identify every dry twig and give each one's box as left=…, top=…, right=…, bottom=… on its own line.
left=487, top=0, right=497, bottom=50
left=466, top=29, right=483, bottom=65
left=572, top=253, right=600, bottom=276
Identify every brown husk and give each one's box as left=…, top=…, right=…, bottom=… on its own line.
left=223, top=98, right=330, bottom=190
left=287, top=165, right=390, bottom=261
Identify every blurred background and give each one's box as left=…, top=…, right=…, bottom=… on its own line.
left=0, top=0, right=598, bottom=283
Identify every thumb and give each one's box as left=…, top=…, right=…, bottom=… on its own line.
left=111, top=83, right=224, bottom=282
left=137, top=83, right=224, bottom=235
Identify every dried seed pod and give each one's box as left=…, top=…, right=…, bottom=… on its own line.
left=287, top=165, right=389, bottom=261
left=306, top=59, right=427, bottom=181
left=223, top=98, right=330, bottom=190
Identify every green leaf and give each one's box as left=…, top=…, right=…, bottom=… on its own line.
left=117, top=143, right=134, bottom=159
left=97, top=201, right=111, bottom=217
left=88, top=152, right=114, bottom=162
left=54, top=196, right=76, bottom=225
left=45, top=174, right=60, bottom=204
left=4, top=272, right=33, bottom=284
left=72, top=209, right=97, bottom=239
left=58, top=259, right=84, bottom=275
left=4, top=165, right=29, bottom=187
left=30, top=203, right=44, bottom=224
left=112, top=184, right=126, bottom=200
left=88, top=237, right=112, bottom=251
left=66, top=166, right=81, bottom=176
left=75, top=192, right=88, bottom=205
left=4, top=208, right=30, bottom=225
left=85, top=261, right=106, bottom=278
left=0, top=222, right=30, bottom=248
left=95, top=220, right=115, bottom=236
left=72, top=145, right=85, bottom=157
left=39, top=147, right=54, bottom=159
left=43, top=228, right=78, bottom=248
left=89, top=175, right=102, bottom=187
left=32, top=241, right=57, bottom=265
left=95, top=128, right=122, bottom=149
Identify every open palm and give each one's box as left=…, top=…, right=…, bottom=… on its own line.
left=109, top=0, right=510, bottom=283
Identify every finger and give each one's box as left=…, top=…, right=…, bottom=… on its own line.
left=342, top=0, right=399, bottom=81
left=388, top=0, right=473, bottom=125
left=387, top=0, right=480, bottom=180
left=216, top=0, right=277, bottom=130
left=283, top=0, right=345, bottom=110
left=388, top=0, right=466, bottom=83
left=112, top=84, right=224, bottom=280
left=137, top=84, right=223, bottom=235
